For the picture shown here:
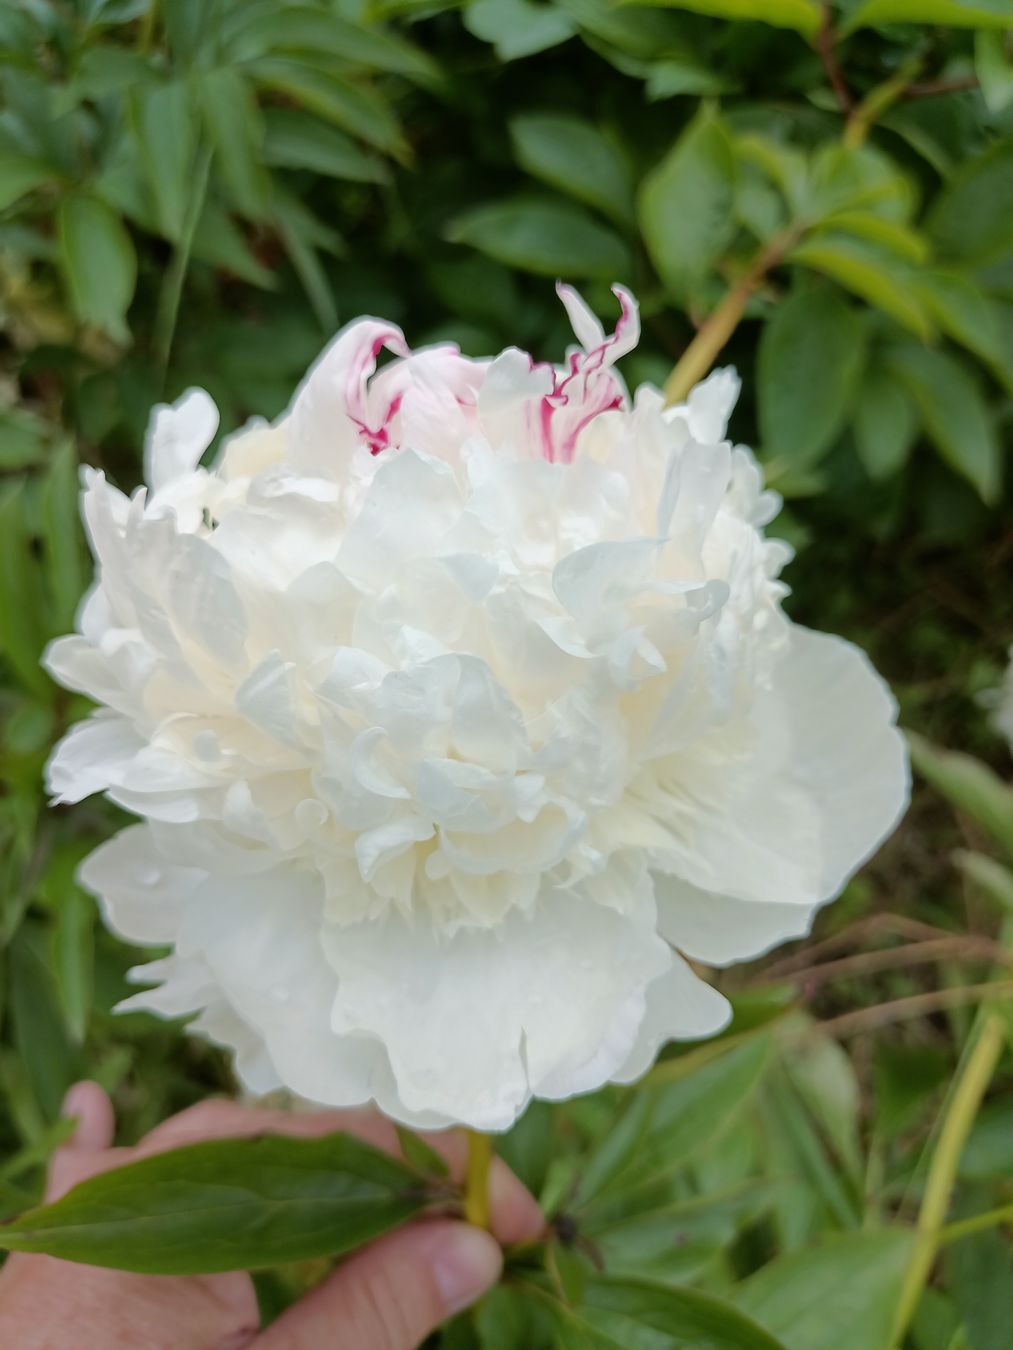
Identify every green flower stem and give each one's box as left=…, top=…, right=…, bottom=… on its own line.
left=663, top=232, right=797, bottom=407
left=843, top=56, right=923, bottom=149
left=463, top=1129, right=493, bottom=1231
left=152, top=144, right=212, bottom=391
left=890, top=1012, right=1005, bottom=1346
left=940, top=1201, right=1013, bottom=1246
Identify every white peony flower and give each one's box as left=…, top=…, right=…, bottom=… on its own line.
left=45, top=286, right=908, bottom=1131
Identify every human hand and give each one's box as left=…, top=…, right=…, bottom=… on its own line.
left=0, top=1082, right=543, bottom=1349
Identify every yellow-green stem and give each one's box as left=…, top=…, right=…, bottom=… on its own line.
left=940, top=1201, right=1013, bottom=1247
left=463, top=1129, right=493, bottom=1230
left=663, top=234, right=795, bottom=407
left=843, top=56, right=923, bottom=149
left=890, top=1013, right=1005, bottom=1346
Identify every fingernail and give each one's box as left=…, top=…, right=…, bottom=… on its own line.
left=61, top=1081, right=91, bottom=1127
left=59, top=1081, right=114, bottom=1152
left=430, top=1224, right=503, bottom=1316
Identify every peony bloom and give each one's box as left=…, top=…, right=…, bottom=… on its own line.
left=45, top=286, right=908, bottom=1131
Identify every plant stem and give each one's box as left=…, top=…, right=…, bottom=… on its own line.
left=463, top=1130, right=493, bottom=1230
left=890, top=1013, right=1005, bottom=1345
left=816, top=2, right=851, bottom=113
left=662, top=233, right=795, bottom=406
left=152, top=144, right=212, bottom=393
left=940, top=1201, right=1013, bottom=1246
left=843, top=56, right=923, bottom=148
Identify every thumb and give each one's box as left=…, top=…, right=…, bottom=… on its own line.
left=255, top=1221, right=502, bottom=1350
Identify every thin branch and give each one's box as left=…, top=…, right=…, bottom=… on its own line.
left=904, top=75, right=979, bottom=100
left=816, top=2, right=852, bottom=113
left=817, top=980, right=1013, bottom=1039
left=760, top=913, right=952, bottom=980
left=777, top=936, right=1013, bottom=991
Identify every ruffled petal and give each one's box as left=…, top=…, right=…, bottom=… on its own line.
left=322, top=880, right=673, bottom=1131
left=144, top=388, right=219, bottom=493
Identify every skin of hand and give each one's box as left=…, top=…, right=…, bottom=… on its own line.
left=0, top=1082, right=544, bottom=1350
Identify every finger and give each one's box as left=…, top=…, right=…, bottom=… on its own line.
left=254, top=1220, right=502, bottom=1350
left=139, top=1103, right=543, bottom=1245
left=61, top=1081, right=116, bottom=1152
left=46, top=1082, right=124, bottom=1202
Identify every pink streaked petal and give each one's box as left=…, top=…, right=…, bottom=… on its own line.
left=288, top=318, right=410, bottom=470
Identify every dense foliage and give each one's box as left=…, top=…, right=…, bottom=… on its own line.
left=1, top=1, right=1012, bottom=1346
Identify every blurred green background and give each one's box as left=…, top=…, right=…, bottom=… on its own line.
left=1, top=1, right=1013, bottom=1346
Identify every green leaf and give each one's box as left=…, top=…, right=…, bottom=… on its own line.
left=191, top=199, right=276, bottom=289
left=639, top=109, right=736, bottom=301
left=447, top=197, right=630, bottom=279
left=273, top=192, right=340, bottom=331
left=626, top=0, right=820, bottom=36
left=578, top=1037, right=773, bottom=1209
left=550, top=1276, right=789, bottom=1349
left=263, top=108, right=388, bottom=183
left=910, top=270, right=1008, bottom=383
left=788, top=235, right=932, bottom=338
left=844, top=0, right=1013, bottom=30
left=884, top=345, right=1001, bottom=504
left=0, top=1131, right=432, bottom=1273
left=40, top=440, right=85, bottom=633
left=0, top=153, right=56, bottom=212
left=852, top=365, right=919, bottom=480
left=251, top=59, right=405, bottom=158
left=816, top=211, right=928, bottom=262
left=229, top=5, right=438, bottom=80
left=954, top=851, right=1013, bottom=916
left=928, top=139, right=1013, bottom=265
left=735, top=1230, right=914, bottom=1350
left=758, top=281, right=865, bottom=469
left=57, top=195, right=136, bottom=341
left=197, top=69, right=270, bottom=219
left=128, top=80, right=197, bottom=242
left=394, top=1126, right=450, bottom=1178
left=464, top=0, right=577, bottom=60
left=509, top=113, right=634, bottom=225
left=976, top=31, right=1013, bottom=115
left=907, top=732, right=1013, bottom=860
left=0, top=482, right=57, bottom=697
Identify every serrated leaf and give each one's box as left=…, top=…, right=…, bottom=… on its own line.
left=885, top=346, right=1001, bottom=503
left=197, top=68, right=269, bottom=219
left=0, top=1131, right=432, bottom=1273
left=509, top=113, right=634, bottom=225
left=57, top=196, right=136, bottom=341
left=263, top=108, right=388, bottom=183
left=639, top=109, right=736, bottom=301
left=788, top=235, right=932, bottom=338
left=908, top=732, right=1013, bottom=859
left=758, top=280, right=865, bottom=469
left=735, top=1230, right=914, bottom=1350
left=447, top=197, right=630, bottom=279
left=852, top=365, right=919, bottom=480
left=628, top=0, right=819, bottom=36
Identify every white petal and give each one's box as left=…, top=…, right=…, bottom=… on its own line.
left=144, top=388, right=219, bottom=492
left=323, top=882, right=671, bottom=1131
left=79, top=823, right=202, bottom=944
left=46, top=714, right=144, bottom=804
left=655, top=876, right=819, bottom=967
left=648, top=625, right=908, bottom=909
left=612, top=951, right=731, bottom=1085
